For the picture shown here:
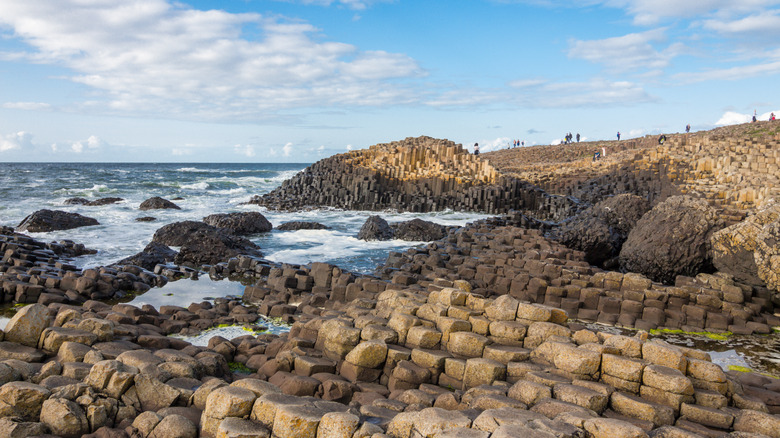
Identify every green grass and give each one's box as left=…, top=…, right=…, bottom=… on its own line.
left=228, top=362, right=255, bottom=374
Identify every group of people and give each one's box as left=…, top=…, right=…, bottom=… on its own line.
left=752, top=110, right=777, bottom=122
left=563, top=132, right=580, bottom=144
left=512, top=139, right=525, bottom=147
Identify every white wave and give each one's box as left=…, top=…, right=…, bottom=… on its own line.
left=181, top=182, right=211, bottom=190
left=176, top=167, right=202, bottom=172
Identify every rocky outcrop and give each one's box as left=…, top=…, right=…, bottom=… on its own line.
left=551, top=194, right=650, bottom=267
left=357, top=216, right=449, bottom=242
left=139, top=197, right=181, bottom=211
left=152, top=221, right=262, bottom=267
left=114, top=241, right=178, bottom=272
left=620, top=196, right=725, bottom=284
left=391, top=218, right=448, bottom=242
left=0, top=227, right=164, bottom=305
left=64, top=197, right=123, bottom=206
left=16, top=209, right=99, bottom=233
left=248, top=136, right=580, bottom=220
left=202, top=212, right=272, bottom=235
left=711, top=200, right=780, bottom=287
left=357, top=216, right=394, bottom=241
left=756, top=220, right=780, bottom=299
left=276, top=221, right=330, bottom=231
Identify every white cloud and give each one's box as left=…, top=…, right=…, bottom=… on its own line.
left=346, top=144, right=353, bottom=150
left=0, top=131, right=33, bottom=152
left=171, top=148, right=192, bottom=156
left=703, top=11, right=780, bottom=35
left=0, top=0, right=423, bottom=122
left=2, top=102, right=51, bottom=110
left=716, top=110, right=779, bottom=125
left=282, top=142, right=293, bottom=157
left=71, top=142, right=84, bottom=153
left=234, top=144, right=256, bottom=157
left=290, top=0, right=390, bottom=10
left=568, top=28, right=683, bottom=73
left=674, top=59, right=780, bottom=83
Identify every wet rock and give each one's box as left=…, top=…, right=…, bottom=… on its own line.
left=391, top=218, right=448, bottom=241
left=139, top=196, right=181, bottom=210
left=203, top=212, right=272, bottom=235
left=620, top=196, right=725, bottom=284
left=357, top=215, right=394, bottom=241
left=16, top=209, right=99, bottom=232
left=65, top=197, right=123, bottom=206
left=114, top=241, right=177, bottom=271
left=276, top=221, right=330, bottom=231
left=152, top=221, right=262, bottom=267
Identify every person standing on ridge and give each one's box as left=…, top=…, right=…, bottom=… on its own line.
left=617, top=131, right=621, bottom=140
left=771, top=112, right=776, bottom=121
left=474, top=143, right=479, bottom=155
left=686, top=124, right=690, bottom=133
left=576, top=133, right=580, bottom=142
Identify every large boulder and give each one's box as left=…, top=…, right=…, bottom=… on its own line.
left=139, top=196, right=181, bottom=211
left=16, top=209, right=99, bottom=232
left=3, top=304, right=51, bottom=348
left=152, top=221, right=262, bottom=267
left=391, top=218, right=448, bottom=241
left=357, top=216, right=394, bottom=241
left=710, top=200, right=780, bottom=286
left=276, top=221, right=330, bottom=231
left=551, top=194, right=650, bottom=267
left=113, top=241, right=178, bottom=271
left=619, top=196, right=725, bottom=284
left=202, top=212, right=272, bottom=235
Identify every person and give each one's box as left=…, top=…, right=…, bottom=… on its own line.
left=771, top=112, right=776, bottom=121
left=753, top=110, right=758, bottom=122
left=617, top=131, right=621, bottom=140
left=686, top=124, right=690, bottom=133
left=602, top=146, right=606, bottom=158
left=593, top=150, right=600, bottom=161
left=658, top=134, right=667, bottom=144
left=521, top=141, right=524, bottom=147
left=474, top=143, right=479, bottom=155
left=576, top=133, right=580, bottom=142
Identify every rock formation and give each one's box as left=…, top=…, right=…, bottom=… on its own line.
left=64, top=197, right=124, bottom=206
left=276, top=221, right=331, bottom=231
left=620, top=196, right=725, bottom=285
left=139, top=196, right=181, bottom=211
left=16, top=209, right=100, bottom=233
left=152, top=221, right=263, bottom=267
left=202, top=212, right=272, bottom=235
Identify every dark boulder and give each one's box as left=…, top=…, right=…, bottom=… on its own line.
left=135, top=217, right=157, bottom=222
left=17, top=209, right=99, bottom=233
left=152, top=221, right=262, bottom=267
left=550, top=194, right=650, bottom=267
left=139, top=197, right=181, bottom=211
left=276, top=221, right=331, bottom=231
left=619, top=195, right=725, bottom=284
left=202, top=212, right=272, bottom=235
left=64, top=197, right=123, bottom=206
left=391, top=219, right=448, bottom=241
left=357, top=216, right=394, bottom=241
left=114, top=242, right=177, bottom=271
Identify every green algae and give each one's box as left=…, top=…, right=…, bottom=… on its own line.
left=728, top=365, right=752, bottom=373
left=228, top=362, right=255, bottom=374
left=650, top=328, right=732, bottom=341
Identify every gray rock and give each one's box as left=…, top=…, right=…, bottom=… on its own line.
left=203, top=212, right=272, bottom=235
left=139, top=196, right=181, bottom=210
left=16, top=209, right=99, bottom=232
left=357, top=216, right=394, bottom=241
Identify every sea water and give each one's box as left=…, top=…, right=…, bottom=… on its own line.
left=0, top=162, right=489, bottom=273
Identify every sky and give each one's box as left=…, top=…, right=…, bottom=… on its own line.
left=1, top=0, right=779, bottom=162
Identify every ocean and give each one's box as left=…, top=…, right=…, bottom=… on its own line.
left=0, top=162, right=489, bottom=274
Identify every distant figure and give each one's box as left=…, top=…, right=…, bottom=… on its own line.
left=576, top=133, right=580, bottom=142
left=658, top=134, right=667, bottom=145
left=617, top=131, right=621, bottom=140
left=593, top=150, right=601, bottom=161
left=602, top=146, right=606, bottom=158
left=521, top=141, right=524, bottom=147
left=686, top=124, right=690, bottom=133
left=753, top=110, right=758, bottom=122
left=771, top=112, right=776, bottom=121
left=474, top=143, right=479, bottom=155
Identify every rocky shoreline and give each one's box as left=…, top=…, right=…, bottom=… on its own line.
left=0, top=124, right=778, bottom=437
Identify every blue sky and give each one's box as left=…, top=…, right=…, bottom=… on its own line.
left=1, top=0, right=778, bottom=162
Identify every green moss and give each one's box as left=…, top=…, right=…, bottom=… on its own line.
left=228, top=362, right=255, bottom=374
left=728, top=365, right=753, bottom=373
left=650, top=328, right=732, bottom=341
